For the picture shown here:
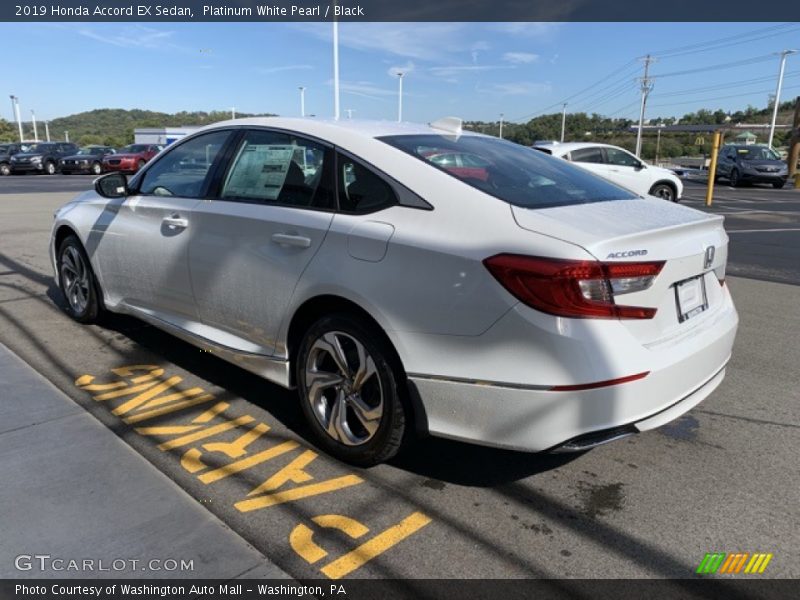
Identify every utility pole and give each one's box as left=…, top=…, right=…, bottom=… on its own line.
left=299, top=86, right=306, bottom=117
left=768, top=49, right=797, bottom=148
left=332, top=14, right=340, bottom=120
left=65, top=131, right=69, bottom=143
left=9, top=95, right=23, bottom=142
left=31, top=110, right=38, bottom=142
left=560, top=103, right=567, bottom=142
left=396, top=71, right=404, bottom=122
left=635, top=54, right=655, bottom=157
left=231, top=107, right=236, bottom=119
left=499, top=113, right=504, bottom=139
left=44, top=121, right=50, bottom=142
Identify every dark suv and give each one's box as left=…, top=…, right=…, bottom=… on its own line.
left=0, top=143, right=31, bottom=176
left=9, top=142, right=79, bottom=175
left=716, top=144, right=789, bottom=189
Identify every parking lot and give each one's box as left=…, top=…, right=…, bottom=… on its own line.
left=0, top=174, right=798, bottom=580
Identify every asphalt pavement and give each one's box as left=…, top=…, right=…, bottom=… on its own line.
left=0, top=179, right=798, bottom=580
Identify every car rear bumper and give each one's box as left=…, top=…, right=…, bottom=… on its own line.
left=406, top=287, right=738, bottom=453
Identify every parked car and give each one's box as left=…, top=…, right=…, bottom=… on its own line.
left=534, top=142, right=683, bottom=202
left=715, top=144, right=788, bottom=188
left=0, top=142, right=33, bottom=176
left=50, top=117, right=737, bottom=465
left=102, top=144, right=162, bottom=173
left=59, top=146, right=116, bottom=175
left=9, top=142, right=79, bottom=175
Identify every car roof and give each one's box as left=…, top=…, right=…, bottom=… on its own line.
left=198, top=117, right=485, bottom=145
left=533, top=142, right=621, bottom=151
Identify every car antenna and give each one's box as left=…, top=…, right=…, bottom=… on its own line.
left=429, top=117, right=463, bottom=138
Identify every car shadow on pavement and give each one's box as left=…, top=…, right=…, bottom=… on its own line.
left=390, top=436, right=583, bottom=487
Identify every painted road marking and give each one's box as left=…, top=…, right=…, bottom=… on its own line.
left=74, top=364, right=432, bottom=578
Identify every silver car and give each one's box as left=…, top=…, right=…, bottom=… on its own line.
left=51, top=117, right=737, bottom=465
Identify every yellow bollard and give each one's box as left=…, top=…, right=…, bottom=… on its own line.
left=706, top=131, right=722, bottom=207
left=794, top=173, right=800, bottom=189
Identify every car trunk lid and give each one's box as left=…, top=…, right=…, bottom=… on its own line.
left=511, top=197, right=729, bottom=345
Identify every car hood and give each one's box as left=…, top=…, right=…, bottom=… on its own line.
left=649, top=164, right=680, bottom=178
left=11, top=153, right=44, bottom=159
left=106, top=153, right=140, bottom=159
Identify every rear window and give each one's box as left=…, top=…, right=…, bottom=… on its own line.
left=379, top=134, right=636, bottom=209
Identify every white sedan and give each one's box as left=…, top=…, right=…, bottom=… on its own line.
left=534, top=141, right=684, bottom=202
left=50, top=117, right=736, bottom=465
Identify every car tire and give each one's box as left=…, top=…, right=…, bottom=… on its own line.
left=649, top=183, right=677, bottom=202
left=137, top=159, right=146, bottom=171
left=0, top=163, right=9, bottom=176
left=57, top=235, right=103, bottom=324
left=772, top=180, right=786, bottom=189
left=45, top=161, right=56, bottom=175
left=91, top=162, right=103, bottom=175
left=295, top=314, right=407, bottom=466
left=729, top=169, right=740, bottom=187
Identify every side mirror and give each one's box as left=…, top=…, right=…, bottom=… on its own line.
left=635, top=161, right=645, bottom=170
left=95, top=172, right=129, bottom=198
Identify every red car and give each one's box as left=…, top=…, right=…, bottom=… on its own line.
left=102, top=144, right=162, bottom=173
left=423, top=151, right=491, bottom=181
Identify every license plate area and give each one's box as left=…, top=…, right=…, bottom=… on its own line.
left=674, top=275, right=708, bottom=323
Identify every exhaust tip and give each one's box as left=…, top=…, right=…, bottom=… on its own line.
left=551, top=425, right=638, bottom=453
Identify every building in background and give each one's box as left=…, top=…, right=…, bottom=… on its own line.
left=134, top=126, right=203, bottom=145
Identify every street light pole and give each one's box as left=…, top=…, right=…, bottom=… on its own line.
left=31, top=110, right=38, bottom=142
left=560, top=103, right=567, bottom=142
left=44, top=121, right=50, bottom=142
left=9, top=95, right=23, bottom=142
left=231, top=106, right=236, bottom=119
left=299, top=86, right=306, bottom=117
left=332, top=16, right=340, bottom=120
left=499, top=113, right=504, bottom=139
left=768, top=49, right=797, bottom=148
left=397, top=72, right=404, bottom=122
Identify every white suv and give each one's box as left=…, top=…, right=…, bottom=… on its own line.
left=534, top=142, right=683, bottom=202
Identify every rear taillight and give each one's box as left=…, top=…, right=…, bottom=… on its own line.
left=483, top=254, right=665, bottom=319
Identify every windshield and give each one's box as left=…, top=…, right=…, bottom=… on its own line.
left=120, top=145, right=148, bottom=153
left=22, top=143, right=54, bottom=154
left=77, top=147, right=103, bottom=156
left=736, top=146, right=781, bottom=161
left=380, top=134, right=637, bottom=209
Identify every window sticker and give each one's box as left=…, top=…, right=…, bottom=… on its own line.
left=224, top=144, right=296, bottom=200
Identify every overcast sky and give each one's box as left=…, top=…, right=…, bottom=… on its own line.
left=4, top=22, right=800, bottom=122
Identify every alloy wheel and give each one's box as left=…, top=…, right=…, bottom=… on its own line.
left=304, top=331, right=383, bottom=446
left=60, top=246, right=90, bottom=314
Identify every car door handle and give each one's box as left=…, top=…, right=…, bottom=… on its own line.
left=271, top=233, right=312, bottom=248
left=163, top=215, right=188, bottom=229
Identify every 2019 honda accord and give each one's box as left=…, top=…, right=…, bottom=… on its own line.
left=50, top=117, right=738, bottom=465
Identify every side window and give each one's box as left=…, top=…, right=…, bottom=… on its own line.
left=605, top=147, right=640, bottom=167
left=139, top=130, right=231, bottom=198
left=221, top=129, right=333, bottom=209
left=569, top=147, right=604, bottom=164
left=337, top=153, right=398, bottom=214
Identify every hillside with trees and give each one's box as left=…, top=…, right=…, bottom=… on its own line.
left=0, top=109, right=275, bottom=147
left=466, top=99, right=799, bottom=161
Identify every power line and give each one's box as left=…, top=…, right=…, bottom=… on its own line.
left=652, top=53, right=777, bottom=78
left=655, top=70, right=800, bottom=97
left=648, top=83, right=800, bottom=108
left=649, top=23, right=797, bottom=58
